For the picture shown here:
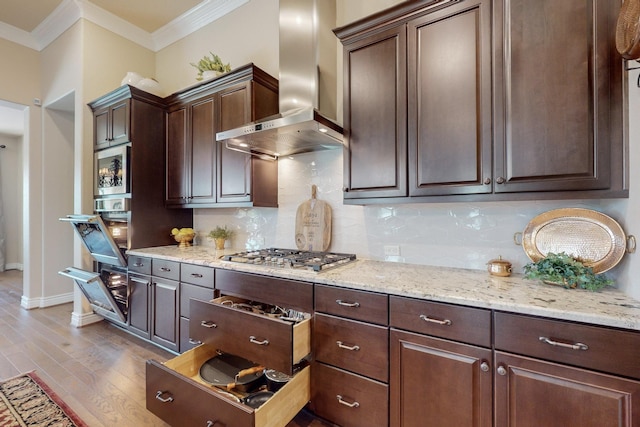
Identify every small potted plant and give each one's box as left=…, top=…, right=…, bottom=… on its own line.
left=208, top=226, right=234, bottom=250
left=190, top=52, right=232, bottom=80
left=523, top=252, right=614, bottom=291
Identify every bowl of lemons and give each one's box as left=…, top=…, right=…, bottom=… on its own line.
left=171, top=227, right=195, bottom=248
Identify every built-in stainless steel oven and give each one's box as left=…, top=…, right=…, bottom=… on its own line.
left=59, top=264, right=128, bottom=325
left=59, top=213, right=130, bottom=326
left=95, top=144, right=130, bottom=196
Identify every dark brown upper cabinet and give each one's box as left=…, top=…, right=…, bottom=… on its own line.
left=408, top=0, right=492, bottom=197
left=340, top=24, right=408, bottom=200
left=335, top=0, right=626, bottom=204
left=493, top=0, right=624, bottom=195
left=164, top=64, right=279, bottom=208
left=92, top=97, right=130, bottom=150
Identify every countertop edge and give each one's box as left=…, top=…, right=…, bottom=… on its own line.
left=127, top=246, right=640, bottom=332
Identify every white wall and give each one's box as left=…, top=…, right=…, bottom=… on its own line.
left=0, top=133, right=23, bottom=270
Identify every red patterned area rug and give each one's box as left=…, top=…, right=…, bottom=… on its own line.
left=0, top=372, right=88, bottom=427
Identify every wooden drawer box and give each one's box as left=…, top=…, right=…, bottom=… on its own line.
left=389, top=296, right=491, bottom=347
left=128, top=255, right=151, bottom=275
left=215, top=269, right=313, bottom=313
left=152, top=259, right=180, bottom=281
left=495, top=312, right=640, bottom=379
left=180, top=264, right=214, bottom=288
left=189, top=297, right=311, bottom=375
left=311, top=362, right=389, bottom=427
left=146, top=344, right=311, bottom=427
left=314, top=313, right=389, bottom=382
left=315, top=284, right=388, bottom=325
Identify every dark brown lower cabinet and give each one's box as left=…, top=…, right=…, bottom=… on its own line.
left=146, top=345, right=311, bottom=427
left=128, top=273, right=151, bottom=339
left=389, top=329, right=492, bottom=427
left=151, top=277, right=179, bottom=353
left=311, top=362, right=389, bottom=427
left=495, top=351, right=640, bottom=427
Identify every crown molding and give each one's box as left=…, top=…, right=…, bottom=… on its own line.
left=0, top=22, right=39, bottom=50
left=4, top=0, right=250, bottom=52
left=32, top=0, right=82, bottom=50
left=152, top=0, right=249, bottom=51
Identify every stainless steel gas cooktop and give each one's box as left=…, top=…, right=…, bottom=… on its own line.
left=220, top=248, right=356, bottom=272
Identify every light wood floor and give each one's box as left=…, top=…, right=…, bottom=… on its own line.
left=0, top=270, right=335, bottom=427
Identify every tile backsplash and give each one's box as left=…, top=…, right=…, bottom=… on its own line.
left=194, top=149, right=625, bottom=278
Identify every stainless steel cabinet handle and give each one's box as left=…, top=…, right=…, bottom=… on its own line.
left=200, top=320, right=217, bottom=328
left=497, top=366, right=507, bottom=376
left=160, top=267, right=171, bottom=272
left=206, top=421, right=224, bottom=427
left=336, top=299, right=360, bottom=308
left=336, top=395, right=360, bottom=408
left=155, top=390, right=174, bottom=403
left=191, top=273, right=203, bottom=278
left=249, top=336, right=269, bottom=346
left=336, top=341, right=360, bottom=351
left=539, top=336, right=589, bottom=351
left=189, top=339, right=202, bottom=345
left=480, top=361, right=490, bottom=372
left=132, top=263, right=144, bottom=267
left=419, top=314, right=452, bottom=326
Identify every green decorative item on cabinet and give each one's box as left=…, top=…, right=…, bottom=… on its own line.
left=190, top=52, right=232, bottom=80
left=208, top=226, right=234, bottom=250
left=523, top=252, right=614, bottom=291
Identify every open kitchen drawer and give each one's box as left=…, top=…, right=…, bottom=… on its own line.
left=189, top=296, right=311, bottom=375
left=146, top=344, right=311, bottom=427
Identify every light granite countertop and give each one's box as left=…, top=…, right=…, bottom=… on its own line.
left=128, top=245, right=640, bottom=332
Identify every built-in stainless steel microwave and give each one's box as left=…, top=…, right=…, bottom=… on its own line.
left=95, top=144, right=130, bottom=196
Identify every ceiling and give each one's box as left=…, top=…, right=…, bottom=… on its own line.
left=0, top=0, right=204, bottom=34
left=0, top=0, right=247, bottom=137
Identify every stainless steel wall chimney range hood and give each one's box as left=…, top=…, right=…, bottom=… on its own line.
left=216, top=0, right=343, bottom=158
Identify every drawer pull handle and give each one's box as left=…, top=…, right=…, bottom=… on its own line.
left=539, top=336, right=588, bottom=351
left=497, top=366, right=507, bottom=376
left=419, top=314, right=452, bottom=326
left=200, top=320, right=217, bottom=328
left=336, top=299, right=360, bottom=308
left=160, top=267, right=171, bottom=272
left=249, top=336, right=269, bottom=346
left=336, top=395, right=360, bottom=408
left=132, top=263, right=144, bottom=267
left=336, top=341, right=360, bottom=351
left=188, top=339, right=202, bottom=345
left=206, top=421, right=225, bottom=427
left=191, top=273, right=203, bottom=278
left=155, top=390, right=174, bottom=403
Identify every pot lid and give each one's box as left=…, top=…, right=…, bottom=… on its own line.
left=487, top=256, right=511, bottom=266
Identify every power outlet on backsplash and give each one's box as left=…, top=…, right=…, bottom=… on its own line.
left=384, top=245, right=401, bottom=257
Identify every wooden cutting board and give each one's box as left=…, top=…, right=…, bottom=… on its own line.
left=295, top=185, right=332, bottom=251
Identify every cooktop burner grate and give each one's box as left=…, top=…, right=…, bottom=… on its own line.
left=221, top=248, right=356, bottom=272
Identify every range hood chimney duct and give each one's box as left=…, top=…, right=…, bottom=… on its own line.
left=216, top=0, right=343, bottom=158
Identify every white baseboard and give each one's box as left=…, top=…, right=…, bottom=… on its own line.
left=20, top=292, right=74, bottom=309
left=70, top=311, right=103, bottom=328
left=4, top=263, right=23, bottom=271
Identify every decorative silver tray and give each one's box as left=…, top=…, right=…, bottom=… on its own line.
left=518, top=208, right=635, bottom=274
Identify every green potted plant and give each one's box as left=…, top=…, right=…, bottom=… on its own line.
left=208, top=225, right=234, bottom=250
left=190, top=52, right=232, bottom=80
left=523, top=252, right=614, bottom=291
